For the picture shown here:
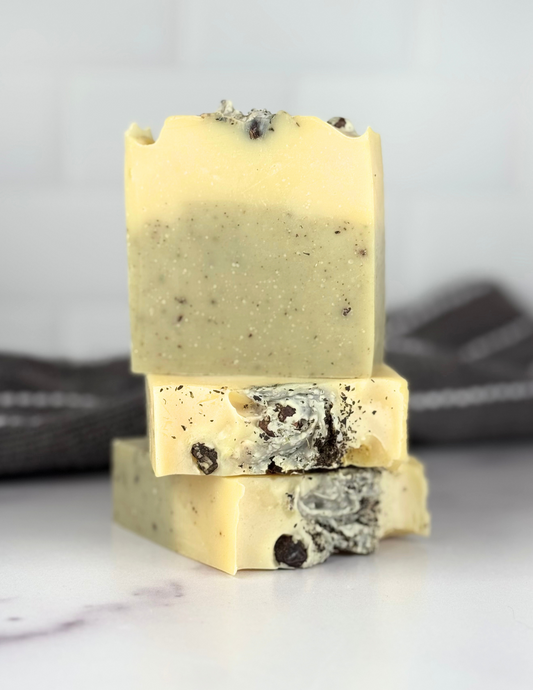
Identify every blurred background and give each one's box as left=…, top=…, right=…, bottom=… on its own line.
left=1, top=0, right=532, bottom=360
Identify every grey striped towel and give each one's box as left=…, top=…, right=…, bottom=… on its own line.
left=0, top=282, right=531, bottom=477
left=0, top=358, right=144, bottom=477
left=387, top=282, right=533, bottom=443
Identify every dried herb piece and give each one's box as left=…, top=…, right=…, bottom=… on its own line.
left=266, top=460, right=283, bottom=474
left=275, top=404, right=296, bottom=422
left=258, top=416, right=276, bottom=438
left=313, top=408, right=340, bottom=467
left=191, top=443, right=218, bottom=475
left=248, top=118, right=263, bottom=139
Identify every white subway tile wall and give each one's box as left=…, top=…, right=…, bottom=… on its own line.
left=0, top=0, right=531, bottom=358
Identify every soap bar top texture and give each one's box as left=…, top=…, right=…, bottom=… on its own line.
left=147, top=365, right=408, bottom=476
left=112, top=438, right=429, bottom=575
left=125, top=101, right=384, bottom=378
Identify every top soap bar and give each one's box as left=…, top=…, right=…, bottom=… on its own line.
left=125, top=101, right=385, bottom=379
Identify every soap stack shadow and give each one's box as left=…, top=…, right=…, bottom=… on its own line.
left=112, top=103, right=430, bottom=574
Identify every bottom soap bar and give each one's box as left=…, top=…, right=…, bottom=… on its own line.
left=112, top=438, right=430, bottom=575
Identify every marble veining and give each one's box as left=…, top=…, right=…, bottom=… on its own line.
left=1, top=447, right=533, bottom=689
left=0, top=580, right=183, bottom=646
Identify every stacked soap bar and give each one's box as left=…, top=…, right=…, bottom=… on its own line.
left=146, top=366, right=409, bottom=476
left=114, top=439, right=428, bottom=574
left=113, top=101, right=430, bottom=574
left=125, top=101, right=384, bottom=379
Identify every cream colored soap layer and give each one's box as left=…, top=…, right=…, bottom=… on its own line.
left=125, top=109, right=384, bottom=378
left=112, top=438, right=429, bottom=575
left=148, top=365, right=408, bottom=476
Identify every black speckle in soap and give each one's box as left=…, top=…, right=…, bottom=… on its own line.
left=274, top=535, right=307, bottom=568
left=191, top=443, right=219, bottom=475
left=275, top=404, right=296, bottom=423
left=258, top=416, right=276, bottom=438
left=342, top=307, right=352, bottom=316
left=248, top=118, right=263, bottom=140
left=314, top=408, right=340, bottom=467
left=266, top=460, right=283, bottom=474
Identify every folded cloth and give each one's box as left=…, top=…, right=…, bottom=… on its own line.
left=0, top=357, right=145, bottom=477
left=0, top=282, right=531, bottom=477
left=387, top=282, right=533, bottom=444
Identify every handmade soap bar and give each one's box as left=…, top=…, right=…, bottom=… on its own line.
left=113, top=438, right=429, bottom=574
left=147, top=365, right=408, bottom=476
left=125, top=101, right=384, bottom=378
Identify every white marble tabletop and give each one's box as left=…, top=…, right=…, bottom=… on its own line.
left=1, top=443, right=533, bottom=690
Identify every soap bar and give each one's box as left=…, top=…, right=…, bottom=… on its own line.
left=112, top=438, right=429, bottom=575
left=125, top=101, right=384, bottom=378
left=147, top=365, right=408, bottom=476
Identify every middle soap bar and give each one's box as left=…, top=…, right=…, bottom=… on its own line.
left=147, top=365, right=408, bottom=476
